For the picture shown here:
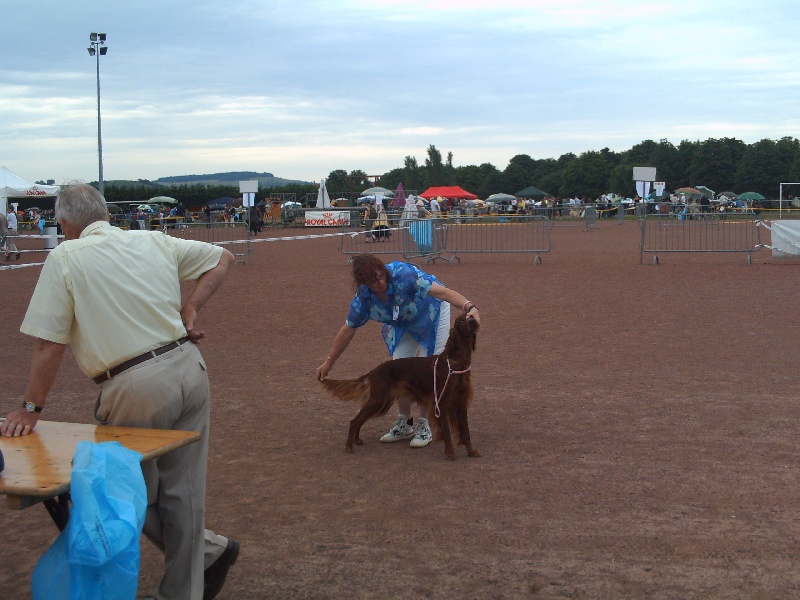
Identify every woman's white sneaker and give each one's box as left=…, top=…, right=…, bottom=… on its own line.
left=409, top=417, right=432, bottom=448
left=380, top=415, right=415, bottom=442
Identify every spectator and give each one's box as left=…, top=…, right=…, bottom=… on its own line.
left=1, top=184, right=239, bottom=600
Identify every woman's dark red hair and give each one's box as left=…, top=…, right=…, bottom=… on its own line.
left=350, top=254, right=390, bottom=291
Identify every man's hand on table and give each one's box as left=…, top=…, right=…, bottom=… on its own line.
left=1, top=409, right=39, bottom=437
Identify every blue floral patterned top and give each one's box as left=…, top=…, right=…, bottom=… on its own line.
left=346, top=261, right=443, bottom=355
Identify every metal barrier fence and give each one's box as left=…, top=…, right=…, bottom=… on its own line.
left=339, top=217, right=446, bottom=263
left=165, top=222, right=250, bottom=263
left=521, top=205, right=597, bottom=227
left=640, top=211, right=761, bottom=264
left=1, top=229, right=60, bottom=262
left=442, top=215, right=552, bottom=264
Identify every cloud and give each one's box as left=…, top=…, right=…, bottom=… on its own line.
left=2, top=0, right=799, bottom=184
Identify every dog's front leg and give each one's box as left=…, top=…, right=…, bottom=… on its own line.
left=436, top=412, right=456, bottom=460
left=457, top=409, right=481, bottom=458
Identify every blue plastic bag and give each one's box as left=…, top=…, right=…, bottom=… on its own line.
left=32, top=441, right=147, bottom=600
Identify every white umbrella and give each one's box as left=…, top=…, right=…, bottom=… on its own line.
left=149, top=196, right=178, bottom=204
left=485, top=193, right=516, bottom=202
left=361, top=187, right=394, bottom=197
left=316, top=179, right=332, bottom=209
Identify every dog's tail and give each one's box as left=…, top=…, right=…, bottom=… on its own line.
left=320, top=374, right=370, bottom=402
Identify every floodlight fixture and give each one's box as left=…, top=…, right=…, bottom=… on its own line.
left=87, top=33, right=108, bottom=195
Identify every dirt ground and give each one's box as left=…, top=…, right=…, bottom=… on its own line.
left=2, top=220, right=800, bottom=599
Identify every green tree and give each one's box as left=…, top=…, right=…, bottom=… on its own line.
left=734, top=137, right=800, bottom=197
left=424, top=145, right=445, bottom=186
left=326, top=169, right=349, bottom=194
left=348, top=170, right=371, bottom=191
left=622, top=139, right=679, bottom=191
left=607, top=163, right=635, bottom=196
left=689, top=137, right=746, bottom=193
left=403, top=155, right=422, bottom=192
left=445, top=151, right=455, bottom=185
left=475, top=163, right=504, bottom=198
left=378, top=168, right=406, bottom=193
left=561, top=151, right=612, bottom=199
left=452, top=165, right=483, bottom=195
left=503, top=154, right=537, bottom=194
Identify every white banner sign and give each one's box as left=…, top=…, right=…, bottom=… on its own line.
left=305, top=210, right=351, bottom=227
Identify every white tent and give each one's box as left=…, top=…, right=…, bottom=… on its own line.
left=315, top=179, right=332, bottom=209
left=0, top=166, right=60, bottom=214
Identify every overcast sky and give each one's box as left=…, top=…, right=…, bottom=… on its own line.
left=3, top=0, right=799, bottom=185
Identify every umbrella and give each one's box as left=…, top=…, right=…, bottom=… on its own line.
left=361, top=187, right=394, bottom=197
left=675, top=187, right=702, bottom=199
left=282, top=201, right=302, bottom=208
left=736, top=191, right=765, bottom=201
left=149, top=196, right=178, bottom=204
left=391, top=182, right=406, bottom=207
left=514, top=186, right=548, bottom=200
left=645, top=190, right=669, bottom=201
left=486, top=193, right=517, bottom=202
left=316, top=179, right=331, bottom=209
left=695, top=185, right=715, bottom=199
left=718, top=191, right=737, bottom=199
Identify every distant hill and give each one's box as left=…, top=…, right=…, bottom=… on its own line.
left=155, top=171, right=310, bottom=188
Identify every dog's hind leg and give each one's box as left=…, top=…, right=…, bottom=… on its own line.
left=346, top=397, right=387, bottom=452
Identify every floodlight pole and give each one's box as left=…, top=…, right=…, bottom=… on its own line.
left=88, top=33, right=107, bottom=195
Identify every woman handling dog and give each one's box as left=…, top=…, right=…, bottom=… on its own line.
left=316, top=254, right=481, bottom=448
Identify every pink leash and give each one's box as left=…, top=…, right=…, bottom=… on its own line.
left=433, top=354, right=471, bottom=418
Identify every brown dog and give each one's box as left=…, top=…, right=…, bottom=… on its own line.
left=320, top=313, right=480, bottom=460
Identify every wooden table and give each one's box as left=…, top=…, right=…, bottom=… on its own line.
left=0, top=420, right=200, bottom=528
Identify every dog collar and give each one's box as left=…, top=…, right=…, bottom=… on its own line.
left=433, top=355, right=471, bottom=418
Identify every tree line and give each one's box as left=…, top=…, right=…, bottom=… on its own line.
left=335, top=137, right=800, bottom=200
left=102, top=136, right=800, bottom=205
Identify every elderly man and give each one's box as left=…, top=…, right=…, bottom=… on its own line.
left=1, top=184, right=238, bottom=600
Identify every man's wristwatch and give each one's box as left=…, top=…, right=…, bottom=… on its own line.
left=22, top=401, right=42, bottom=413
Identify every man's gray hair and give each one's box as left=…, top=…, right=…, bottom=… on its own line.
left=55, top=184, right=109, bottom=231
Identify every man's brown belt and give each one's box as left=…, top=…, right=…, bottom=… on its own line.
left=92, top=337, right=191, bottom=384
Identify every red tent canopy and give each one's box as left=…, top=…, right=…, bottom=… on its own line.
left=419, top=186, right=477, bottom=200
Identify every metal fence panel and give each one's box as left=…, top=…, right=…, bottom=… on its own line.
left=443, top=215, right=552, bottom=263
left=166, top=222, right=250, bottom=262
left=640, top=212, right=761, bottom=264
left=525, top=206, right=598, bottom=227
left=404, top=219, right=447, bottom=263
left=338, top=216, right=445, bottom=263
left=339, top=216, right=407, bottom=257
